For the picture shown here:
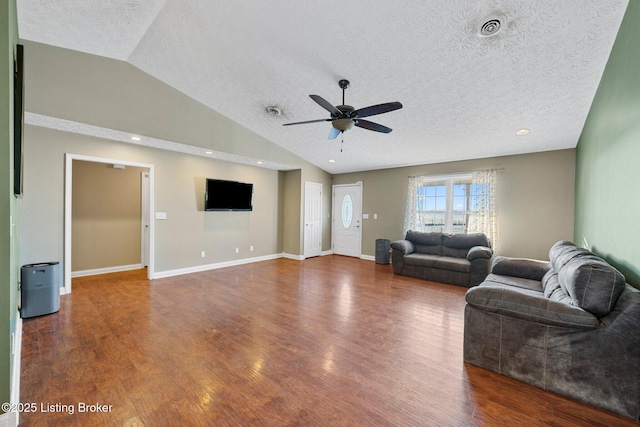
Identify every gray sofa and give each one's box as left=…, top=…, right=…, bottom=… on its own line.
left=464, top=240, right=640, bottom=420
left=390, top=231, right=493, bottom=287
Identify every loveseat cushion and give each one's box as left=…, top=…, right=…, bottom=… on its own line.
left=465, top=284, right=599, bottom=329
left=442, top=233, right=490, bottom=258
left=405, top=231, right=442, bottom=255
left=404, top=253, right=438, bottom=267
left=558, top=257, right=626, bottom=317
left=434, top=256, right=470, bottom=273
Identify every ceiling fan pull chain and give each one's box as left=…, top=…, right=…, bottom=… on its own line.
left=341, top=133, right=344, bottom=152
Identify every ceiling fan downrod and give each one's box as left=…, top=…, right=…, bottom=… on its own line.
left=339, top=79, right=350, bottom=106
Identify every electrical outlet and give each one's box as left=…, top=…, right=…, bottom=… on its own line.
left=250, top=245, right=254, bottom=252
left=235, top=248, right=239, bottom=253
left=201, top=251, right=206, bottom=258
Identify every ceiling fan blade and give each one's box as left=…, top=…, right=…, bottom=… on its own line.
left=354, top=102, right=403, bottom=118
left=328, top=127, right=340, bottom=140
left=310, top=95, right=342, bottom=116
left=355, top=119, right=392, bottom=134
left=282, top=118, right=331, bottom=126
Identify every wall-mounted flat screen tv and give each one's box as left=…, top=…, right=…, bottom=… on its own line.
left=205, top=179, right=253, bottom=211
left=14, top=44, right=24, bottom=196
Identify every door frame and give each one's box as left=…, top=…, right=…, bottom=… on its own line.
left=63, top=153, right=155, bottom=293
left=331, top=182, right=363, bottom=258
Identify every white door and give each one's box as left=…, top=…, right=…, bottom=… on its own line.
left=141, top=172, right=150, bottom=267
left=304, top=182, right=323, bottom=258
left=332, top=183, right=362, bottom=257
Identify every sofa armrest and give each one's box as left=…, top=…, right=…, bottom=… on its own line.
left=465, top=284, right=599, bottom=329
left=467, top=245, right=493, bottom=261
left=491, top=256, right=551, bottom=282
left=390, top=240, right=415, bottom=255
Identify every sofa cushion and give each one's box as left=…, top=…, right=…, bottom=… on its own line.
left=483, top=273, right=543, bottom=292
left=405, top=231, right=442, bottom=255
left=404, top=253, right=438, bottom=267
left=542, top=270, right=576, bottom=306
left=492, top=257, right=551, bottom=281
left=558, top=257, right=626, bottom=317
left=442, top=233, right=490, bottom=258
left=549, top=240, right=594, bottom=271
left=434, top=256, right=470, bottom=273
left=465, top=284, right=599, bottom=329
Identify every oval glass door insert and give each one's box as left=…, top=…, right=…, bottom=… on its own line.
left=342, top=195, right=353, bottom=228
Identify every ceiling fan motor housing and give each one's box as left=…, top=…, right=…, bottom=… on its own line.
left=332, top=105, right=356, bottom=131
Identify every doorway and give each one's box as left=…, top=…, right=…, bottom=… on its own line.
left=63, top=154, right=155, bottom=293
left=332, top=182, right=362, bottom=258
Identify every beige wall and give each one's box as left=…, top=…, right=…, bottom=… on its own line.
left=72, top=160, right=145, bottom=272
left=333, top=149, right=576, bottom=260
left=20, top=126, right=285, bottom=274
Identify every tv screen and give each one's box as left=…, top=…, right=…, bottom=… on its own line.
left=205, top=179, right=253, bottom=211
left=14, top=44, right=24, bottom=196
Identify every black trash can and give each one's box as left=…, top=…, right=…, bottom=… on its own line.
left=20, top=262, right=61, bottom=318
left=375, top=239, right=391, bottom=264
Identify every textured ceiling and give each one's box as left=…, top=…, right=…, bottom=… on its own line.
left=17, top=0, right=629, bottom=174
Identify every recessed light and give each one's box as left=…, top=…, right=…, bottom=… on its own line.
left=256, top=161, right=263, bottom=165
left=205, top=151, right=213, bottom=155
left=329, top=159, right=336, bottom=163
left=516, top=129, right=530, bottom=136
left=131, top=136, right=141, bottom=141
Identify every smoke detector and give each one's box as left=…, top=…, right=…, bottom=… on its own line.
left=265, top=106, right=282, bottom=116
left=478, top=14, right=506, bottom=37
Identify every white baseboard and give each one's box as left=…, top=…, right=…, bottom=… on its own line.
left=360, top=254, right=375, bottom=261
left=1, top=316, right=22, bottom=427
left=153, top=254, right=284, bottom=279
left=0, top=410, right=17, bottom=427
left=282, top=253, right=305, bottom=261
left=71, top=263, right=144, bottom=278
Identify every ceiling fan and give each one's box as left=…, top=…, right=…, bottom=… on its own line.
left=283, top=79, right=402, bottom=140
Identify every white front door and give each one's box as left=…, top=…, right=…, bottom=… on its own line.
left=332, top=183, right=362, bottom=257
left=304, top=181, right=323, bottom=258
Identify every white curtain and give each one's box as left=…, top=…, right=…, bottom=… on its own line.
left=469, top=169, right=498, bottom=251
left=402, top=175, right=420, bottom=236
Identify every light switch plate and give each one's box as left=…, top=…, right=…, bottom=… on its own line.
left=155, top=212, right=167, bottom=220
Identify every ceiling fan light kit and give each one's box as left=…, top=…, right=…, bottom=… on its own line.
left=283, top=79, right=403, bottom=140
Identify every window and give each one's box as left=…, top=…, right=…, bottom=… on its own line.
left=415, top=176, right=474, bottom=234
left=404, top=170, right=497, bottom=248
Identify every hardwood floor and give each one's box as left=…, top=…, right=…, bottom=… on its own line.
left=18, top=256, right=637, bottom=426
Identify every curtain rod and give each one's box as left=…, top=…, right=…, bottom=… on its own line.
left=408, top=168, right=504, bottom=178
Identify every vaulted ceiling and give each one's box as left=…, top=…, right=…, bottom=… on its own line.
left=17, top=0, right=629, bottom=174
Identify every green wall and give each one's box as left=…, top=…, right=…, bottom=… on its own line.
left=575, top=1, right=640, bottom=288
left=1, top=0, right=19, bottom=411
